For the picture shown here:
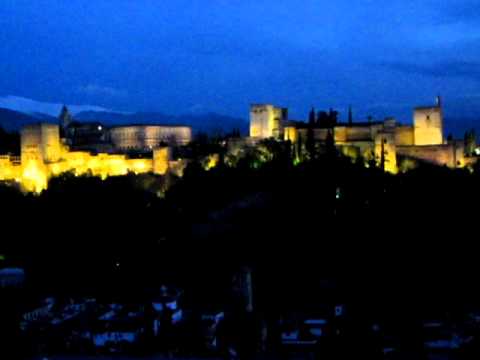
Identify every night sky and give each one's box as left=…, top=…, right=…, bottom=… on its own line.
left=0, top=1, right=479, bottom=131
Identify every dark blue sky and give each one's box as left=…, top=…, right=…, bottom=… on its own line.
left=0, top=0, right=479, bottom=129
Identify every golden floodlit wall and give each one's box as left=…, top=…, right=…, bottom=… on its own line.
left=334, top=126, right=348, bottom=143
left=284, top=126, right=298, bottom=143
left=346, top=126, right=372, bottom=142
left=153, top=147, right=171, bottom=175
left=395, top=126, right=414, bottom=146
left=397, top=143, right=464, bottom=168
left=0, top=156, right=18, bottom=181
left=0, top=123, right=179, bottom=193
left=53, top=152, right=153, bottom=180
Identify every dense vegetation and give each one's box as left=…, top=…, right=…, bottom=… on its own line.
left=2, top=136, right=480, bottom=358
left=1, top=140, right=479, bottom=301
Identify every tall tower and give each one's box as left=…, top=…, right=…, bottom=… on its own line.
left=413, top=97, right=444, bottom=146
left=21, top=124, right=61, bottom=164
left=58, top=105, right=73, bottom=136
left=20, top=124, right=60, bottom=193
left=250, top=104, right=287, bottom=140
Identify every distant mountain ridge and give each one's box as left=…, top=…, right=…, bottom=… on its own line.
left=0, top=107, right=248, bottom=135
left=0, top=95, right=112, bottom=117
left=0, top=108, right=52, bottom=131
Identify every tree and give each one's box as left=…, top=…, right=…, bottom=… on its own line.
left=326, top=128, right=336, bottom=159
left=317, top=111, right=329, bottom=127
left=464, top=129, right=476, bottom=156
left=58, top=105, right=73, bottom=137
left=309, top=108, right=316, bottom=125
left=328, top=108, right=339, bottom=127
left=306, top=123, right=316, bottom=160
left=380, top=138, right=386, bottom=172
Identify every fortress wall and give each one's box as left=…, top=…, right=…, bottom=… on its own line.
left=395, top=126, right=414, bottom=146
left=284, top=126, right=298, bottom=143
left=346, top=126, right=376, bottom=142
left=397, top=143, right=464, bottom=168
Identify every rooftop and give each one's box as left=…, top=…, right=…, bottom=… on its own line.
left=109, top=124, right=191, bottom=129
left=415, top=105, right=441, bottom=111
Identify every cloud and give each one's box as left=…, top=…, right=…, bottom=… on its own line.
left=78, top=84, right=127, bottom=98
left=381, top=61, right=480, bottom=81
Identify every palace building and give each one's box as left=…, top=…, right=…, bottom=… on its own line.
left=109, top=125, right=192, bottom=151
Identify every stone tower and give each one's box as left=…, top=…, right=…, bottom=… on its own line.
left=250, top=104, right=287, bottom=140
left=20, top=124, right=61, bottom=193
left=58, top=105, right=73, bottom=136
left=21, top=124, right=61, bottom=164
left=414, top=97, right=444, bottom=146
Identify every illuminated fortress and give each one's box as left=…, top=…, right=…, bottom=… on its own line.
left=0, top=97, right=476, bottom=192
left=251, top=97, right=470, bottom=173
left=0, top=109, right=191, bottom=192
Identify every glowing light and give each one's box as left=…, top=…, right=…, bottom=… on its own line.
left=153, top=147, right=170, bottom=175
left=284, top=126, right=298, bottom=143
left=21, top=160, right=48, bottom=193
left=203, top=154, right=219, bottom=171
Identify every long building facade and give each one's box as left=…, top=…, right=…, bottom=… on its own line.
left=109, top=125, right=192, bottom=151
